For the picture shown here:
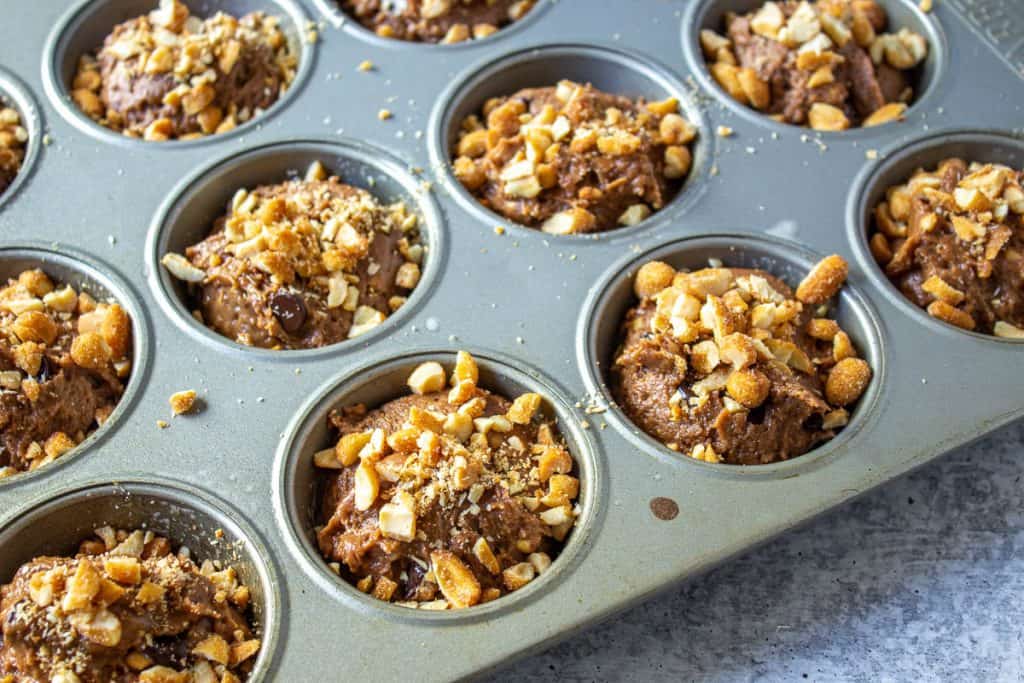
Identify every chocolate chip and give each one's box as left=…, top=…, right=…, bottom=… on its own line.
left=402, top=561, right=427, bottom=600
left=269, top=290, right=307, bottom=334
left=747, top=403, right=767, bottom=425
left=801, top=412, right=824, bottom=432
left=33, top=356, right=54, bottom=383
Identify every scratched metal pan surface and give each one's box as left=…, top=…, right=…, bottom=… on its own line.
left=0, top=0, right=1022, bottom=679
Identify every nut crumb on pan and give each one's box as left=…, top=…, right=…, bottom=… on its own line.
left=612, top=256, right=871, bottom=465
left=701, top=0, right=928, bottom=130
left=169, top=389, right=197, bottom=415
left=0, top=104, right=27, bottom=196
left=315, top=351, right=580, bottom=608
left=452, top=81, right=697, bottom=234
left=340, top=0, right=535, bottom=44
left=0, top=270, right=132, bottom=478
left=161, top=161, right=424, bottom=350
left=0, top=528, right=261, bottom=681
left=870, top=158, right=1024, bottom=335
left=71, top=0, right=297, bottom=141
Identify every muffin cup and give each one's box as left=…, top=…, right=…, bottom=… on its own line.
left=42, top=0, right=315, bottom=148
left=577, top=232, right=886, bottom=477
left=146, top=138, right=446, bottom=360
left=273, top=348, right=603, bottom=622
left=0, top=478, right=281, bottom=680
left=427, top=43, right=712, bottom=240
left=0, top=243, right=150, bottom=489
left=846, top=128, right=1024, bottom=343
left=681, top=0, right=948, bottom=137
left=0, top=67, right=43, bottom=209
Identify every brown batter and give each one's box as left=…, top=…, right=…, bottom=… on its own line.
left=316, top=352, right=580, bottom=608
left=0, top=270, right=132, bottom=479
left=452, top=81, right=696, bottom=234
left=0, top=528, right=261, bottom=682
left=70, top=0, right=297, bottom=141
left=871, top=158, right=1024, bottom=336
left=162, top=162, right=424, bottom=350
left=611, top=259, right=872, bottom=465
left=0, top=103, right=26, bottom=196
left=701, top=0, right=927, bottom=129
left=341, top=0, right=535, bottom=44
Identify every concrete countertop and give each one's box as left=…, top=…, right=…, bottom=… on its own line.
left=498, top=421, right=1024, bottom=682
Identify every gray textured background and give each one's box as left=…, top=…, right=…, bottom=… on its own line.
left=498, top=421, right=1024, bottom=682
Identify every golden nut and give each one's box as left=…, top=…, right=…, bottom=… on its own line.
left=70, top=332, right=111, bottom=370
left=807, top=103, right=850, bottom=132
left=825, top=357, right=872, bottom=407
left=13, top=311, right=58, bottom=345
left=430, top=550, right=481, bottom=608
left=726, top=368, right=771, bottom=409
left=796, top=254, right=849, bottom=305
left=634, top=261, right=676, bottom=299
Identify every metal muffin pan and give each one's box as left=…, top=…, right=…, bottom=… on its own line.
left=1, top=0, right=1022, bottom=679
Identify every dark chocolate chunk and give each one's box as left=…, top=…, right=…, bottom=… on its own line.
left=269, top=290, right=307, bottom=334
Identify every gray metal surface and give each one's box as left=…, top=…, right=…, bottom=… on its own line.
left=0, top=0, right=1021, bottom=680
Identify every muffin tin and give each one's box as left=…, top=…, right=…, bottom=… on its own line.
left=1, top=0, right=1022, bottom=679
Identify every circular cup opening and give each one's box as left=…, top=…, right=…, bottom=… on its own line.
left=42, top=0, right=314, bottom=148
left=0, top=479, right=280, bottom=680
left=146, top=138, right=446, bottom=360
left=0, top=244, right=150, bottom=488
left=427, top=43, right=712, bottom=241
left=314, top=0, right=552, bottom=48
left=0, top=68, right=43, bottom=209
left=273, top=349, right=602, bottom=622
left=682, top=0, right=947, bottom=138
left=577, top=232, right=886, bottom=478
left=847, top=128, right=1024, bottom=343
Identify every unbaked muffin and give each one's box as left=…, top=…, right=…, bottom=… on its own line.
left=869, top=158, right=1024, bottom=336
left=0, top=104, right=27, bottom=196
left=315, top=351, right=581, bottom=608
left=701, top=0, right=928, bottom=130
left=611, top=255, right=872, bottom=465
left=0, top=269, right=132, bottom=479
left=0, top=527, right=261, bottom=682
left=71, top=0, right=297, bottom=141
left=161, top=162, right=425, bottom=350
left=452, top=80, right=697, bottom=234
left=340, top=0, right=535, bottom=44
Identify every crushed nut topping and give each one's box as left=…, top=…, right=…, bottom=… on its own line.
left=871, top=158, right=1024, bottom=335
left=701, top=0, right=928, bottom=129
left=340, top=0, right=535, bottom=44
left=452, top=80, right=697, bottom=234
left=612, top=256, right=872, bottom=465
left=0, top=528, right=261, bottom=681
left=169, top=389, right=197, bottom=415
left=0, top=269, right=132, bottom=479
left=0, top=104, right=27, bottom=196
left=162, top=161, right=424, bottom=350
left=315, top=351, right=580, bottom=609
left=72, top=0, right=297, bottom=141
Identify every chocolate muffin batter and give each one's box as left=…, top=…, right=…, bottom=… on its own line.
left=0, top=270, right=132, bottom=479
left=341, top=0, right=535, bottom=44
left=611, top=257, right=872, bottom=465
left=71, top=0, right=297, bottom=141
left=162, top=162, right=424, bottom=350
left=0, top=104, right=27, bottom=196
left=0, top=528, right=261, bottom=682
left=701, top=0, right=928, bottom=129
left=452, top=81, right=696, bottom=234
left=316, top=352, right=580, bottom=608
left=870, top=158, right=1024, bottom=336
